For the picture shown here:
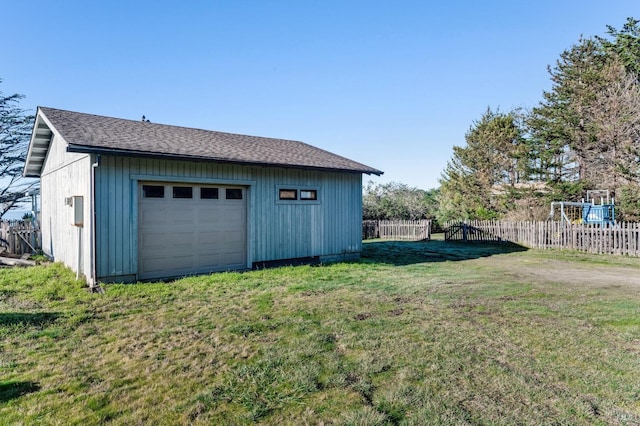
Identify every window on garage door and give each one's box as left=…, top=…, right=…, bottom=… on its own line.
left=226, top=188, right=243, bottom=199
left=173, top=186, right=193, bottom=198
left=142, top=185, right=165, bottom=198
left=200, top=187, right=219, bottom=199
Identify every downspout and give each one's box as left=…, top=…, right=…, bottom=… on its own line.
left=77, top=226, right=81, bottom=281
left=90, top=154, right=102, bottom=292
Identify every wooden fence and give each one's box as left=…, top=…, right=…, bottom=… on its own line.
left=445, top=220, right=640, bottom=257
left=444, top=222, right=502, bottom=243
left=0, top=220, right=41, bottom=256
left=363, top=220, right=431, bottom=241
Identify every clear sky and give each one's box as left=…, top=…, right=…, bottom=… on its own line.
left=3, top=0, right=637, bottom=191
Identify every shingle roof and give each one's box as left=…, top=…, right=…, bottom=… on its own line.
left=33, top=107, right=382, bottom=175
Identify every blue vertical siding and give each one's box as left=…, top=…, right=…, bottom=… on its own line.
left=95, top=156, right=364, bottom=281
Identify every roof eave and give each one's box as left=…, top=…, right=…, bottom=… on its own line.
left=66, top=144, right=383, bottom=176
left=23, top=108, right=55, bottom=178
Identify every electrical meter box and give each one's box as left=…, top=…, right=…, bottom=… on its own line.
left=72, top=196, right=83, bottom=227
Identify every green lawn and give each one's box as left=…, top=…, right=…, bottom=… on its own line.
left=1, top=239, right=640, bottom=425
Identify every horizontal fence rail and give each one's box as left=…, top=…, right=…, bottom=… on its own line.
left=445, top=220, right=640, bottom=257
left=363, top=220, right=431, bottom=241
left=0, top=220, right=41, bottom=256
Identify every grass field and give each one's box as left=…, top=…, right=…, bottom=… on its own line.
left=1, top=238, right=640, bottom=425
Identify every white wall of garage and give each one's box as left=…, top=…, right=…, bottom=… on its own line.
left=39, top=132, right=93, bottom=278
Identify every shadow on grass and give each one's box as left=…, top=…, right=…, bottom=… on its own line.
left=0, top=312, right=59, bottom=327
left=0, top=381, right=41, bottom=403
left=362, top=239, right=528, bottom=266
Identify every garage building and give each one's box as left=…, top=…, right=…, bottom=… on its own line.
left=24, top=107, right=382, bottom=285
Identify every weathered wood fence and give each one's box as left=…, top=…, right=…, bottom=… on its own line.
left=445, top=220, right=640, bottom=257
left=363, top=220, right=431, bottom=241
left=0, top=220, right=41, bottom=255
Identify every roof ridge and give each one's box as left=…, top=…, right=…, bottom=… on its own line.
left=33, top=107, right=383, bottom=176
left=38, top=106, right=305, bottom=144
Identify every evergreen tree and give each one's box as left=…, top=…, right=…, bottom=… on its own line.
left=598, top=17, right=640, bottom=78
left=0, top=79, right=36, bottom=218
left=438, top=108, right=527, bottom=222
left=529, top=21, right=640, bottom=217
left=439, top=17, right=640, bottom=222
left=532, top=37, right=606, bottom=183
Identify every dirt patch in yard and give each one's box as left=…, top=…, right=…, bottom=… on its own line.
left=474, top=255, right=640, bottom=289
left=364, top=241, right=640, bottom=289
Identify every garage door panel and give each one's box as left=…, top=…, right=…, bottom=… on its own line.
left=166, top=232, right=193, bottom=247
left=224, top=252, right=245, bottom=266
left=142, top=257, right=170, bottom=274
left=221, top=219, right=245, bottom=230
left=197, top=254, right=221, bottom=269
left=197, top=208, right=224, bottom=224
left=224, top=242, right=245, bottom=252
left=167, top=255, right=194, bottom=271
left=140, top=209, right=167, bottom=226
left=139, top=183, right=247, bottom=279
left=223, top=215, right=245, bottom=227
left=140, top=234, right=167, bottom=251
left=198, top=231, right=223, bottom=245
left=169, top=206, right=196, bottom=222
left=197, top=245, right=224, bottom=256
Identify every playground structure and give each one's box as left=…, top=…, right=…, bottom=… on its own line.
left=549, top=190, right=616, bottom=226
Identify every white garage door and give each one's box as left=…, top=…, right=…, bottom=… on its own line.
left=138, top=182, right=247, bottom=280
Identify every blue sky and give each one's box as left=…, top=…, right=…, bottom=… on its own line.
left=3, top=0, right=637, bottom=191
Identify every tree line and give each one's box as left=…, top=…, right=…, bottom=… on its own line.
left=439, top=17, right=640, bottom=223
left=363, top=181, right=439, bottom=222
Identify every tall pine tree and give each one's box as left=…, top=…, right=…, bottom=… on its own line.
left=438, top=108, right=527, bottom=222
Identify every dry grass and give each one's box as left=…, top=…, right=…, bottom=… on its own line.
left=1, top=240, right=640, bottom=424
